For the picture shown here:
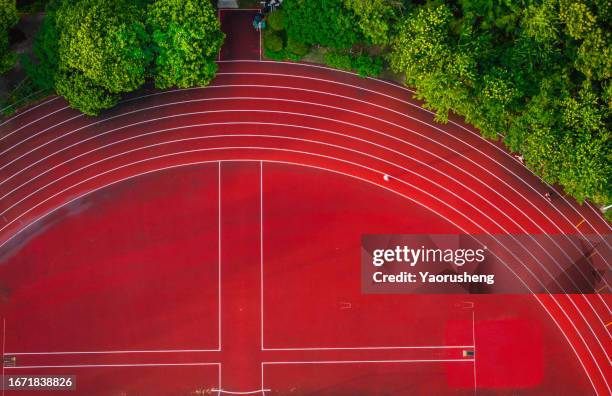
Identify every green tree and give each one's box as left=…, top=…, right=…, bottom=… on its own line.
left=283, top=0, right=363, bottom=49
left=0, top=0, right=18, bottom=73
left=343, top=0, right=399, bottom=45
left=55, top=70, right=119, bottom=116
left=55, top=0, right=151, bottom=94
left=147, top=0, right=224, bottom=89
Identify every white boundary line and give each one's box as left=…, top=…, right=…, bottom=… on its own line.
left=0, top=96, right=61, bottom=131
left=260, top=161, right=264, bottom=350
left=0, top=158, right=602, bottom=394
left=2, top=318, right=5, bottom=396
left=213, top=390, right=270, bottom=395
left=472, top=311, right=477, bottom=395
left=219, top=161, right=223, bottom=351
left=262, top=345, right=474, bottom=351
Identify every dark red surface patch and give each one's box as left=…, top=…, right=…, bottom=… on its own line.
left=0, top=164, right=220, bottom=353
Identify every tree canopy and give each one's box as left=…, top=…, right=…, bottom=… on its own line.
left=387, top=0, right=610, bottom=211
left=27, top=0, right=224, bottom=115
left=0, top=0, right=18, bottom=73
left=283, top=0, right=363, bottom=49
left=147, top=0, right=224, bottom=89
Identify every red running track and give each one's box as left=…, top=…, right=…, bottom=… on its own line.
left=0, top=60, right=610, bottom=395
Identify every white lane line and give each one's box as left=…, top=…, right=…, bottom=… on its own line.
left=0, top=96, right=61, bottom=131
left=6, top=349, right=220, bottom=355
left=0, top=157, right=602, bottom=394
left=262, top=345, right=473, bottom=351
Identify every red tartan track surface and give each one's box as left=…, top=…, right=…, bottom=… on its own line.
left=0, top=13, right=610, bottom=394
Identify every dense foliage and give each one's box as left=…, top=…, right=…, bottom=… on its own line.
left=147, top=0, right=224, bottom=89
left=282, top=0, right=363, bottom=49
left=26, top=0, right=224, bottom=115
left=0, top=0, right=18, bottom=73
left=278, top=0, right=610, bottom=213
left=388, top=0, right=610, bottom=209
left=263, top=9, right=310, bottom=61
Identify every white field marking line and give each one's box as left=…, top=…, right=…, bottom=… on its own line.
left=220, top=60, right=612, bottom=233
left=3, top=141, right=608, bottom=386
left=6, top=348, right=220, bottom=356
left=215, top=68, right=612, bottom=247
left=2, top=128, right=610, bottom=363
left=262, top=345, right=474, bottom=351
left=6, top=362, right=221, bottom=369
left=260, top=161, right=264, bottom=350
left=0, top=96, right=61, bottom=130
left=7, top=88, right=606, bottom=288
left=218, top=161, right=222, bottom=351
left=260, top=363, right=264, bottom=394
left=0, top=157, right=601, bottom=395
left=218, top=363, right=222, bottom=396
left=262, top=359, right=474, bottom=365
left=472, top=310, right=477, bottom=395
left=212, top=390, right=271, bottom=395
left=4, top=119, right=608, bottom=326
left=2, top=318, right=5, bottom=396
